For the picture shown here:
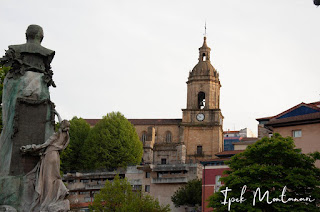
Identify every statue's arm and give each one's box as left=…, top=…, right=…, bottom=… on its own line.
left=54, top=109, right=62, bottom=124
left=35, top=133, right=58, bottom=150
left=20, top=132, right=58, bottom=153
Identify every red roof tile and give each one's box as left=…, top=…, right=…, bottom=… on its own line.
left=224, top=131, right=240, bottom=134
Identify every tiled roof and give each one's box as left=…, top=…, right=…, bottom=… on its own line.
left=307, top=101, right=320, bottom=109
left=256, top=116, right=273, bottom=121
left=224, top=131, right=240, bottom=134
left=266, top=112, right=320, bottom=127
left=200, top=158, right=230, bottom=166
left=241, top=137, right=259, bottom=142
left=84, top=119, right=100, bottom=126
left=215, top=150, right=244, bottom=157
left=256, top=101, right=320, bottom=122
left=201, top=158, right=230, bottom=162
left=128, top=119, right=182, bottom=125
left=84, top=118, right=182, bottom=126
left=232, top=141, right=256, bottom=145
left=224, top=137, right=242, bottom=140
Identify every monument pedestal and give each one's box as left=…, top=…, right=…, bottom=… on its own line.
left=0, top=176, right=24, bottom=210
left=9, top=98, right=55, bottom=176
left=0, top=98, right=55, bottom=211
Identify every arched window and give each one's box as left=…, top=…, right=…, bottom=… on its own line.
left=141, top=131, right=147, bottom=143
left=198, top=92, right=205, bottom=109
left=202, top=53, right=206, bottom=61
left=165, top=131, right=172, bottom=142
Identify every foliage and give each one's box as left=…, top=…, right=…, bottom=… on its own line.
left=208, top=133, right=320, bottom=212
left=171, top=178, right=202, bottom=208
left=90, top=175, right=171, bottom=212
left=82, top=112, right=143, bottom=171
left=0, top=66, right=9, bottom=132
left=60, top=117, right=91, bottom=172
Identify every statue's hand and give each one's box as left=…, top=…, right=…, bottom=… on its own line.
left=20, top=144, right=36, bottom=153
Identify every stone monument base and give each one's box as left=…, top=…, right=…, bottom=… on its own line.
left=0, top=176, right=24, bottom=211
left=0, top=205, right=17, bottom=212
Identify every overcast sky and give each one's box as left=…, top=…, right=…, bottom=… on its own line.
left=1, top=0, right=319, bottom=136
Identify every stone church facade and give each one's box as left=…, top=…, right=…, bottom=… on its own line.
left=83, top=36, right=224, bottom=211
left=132, top=36, right=223, bottom=166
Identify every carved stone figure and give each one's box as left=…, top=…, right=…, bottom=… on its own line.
left=0, top=24, right=55, bottom=175
left=21, top=115, right=70, bottom=212
left=0, top=25, right=69, bottom=211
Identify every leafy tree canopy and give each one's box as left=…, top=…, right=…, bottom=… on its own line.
left=83, top=112, right=143, bottom=171
left=171, top=178, right=202, bottom=208
left=90, top=175, right=171, bottom=212
left=208, top=133, right=320, bottom=212
left=60, top=116, right=91, bottom=172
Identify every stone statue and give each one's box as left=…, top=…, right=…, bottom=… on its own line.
left=20, top=114, right=70, bottom=212
left=0, top=24, right=55, bottom=175
left=0, top=25, right=70, bottom=211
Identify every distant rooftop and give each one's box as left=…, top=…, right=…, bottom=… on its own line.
left=215, top=150, right=244, bottom=157
left=257, top=101, right=320, bottom=122
left=84, top=118, right=182, bottom=126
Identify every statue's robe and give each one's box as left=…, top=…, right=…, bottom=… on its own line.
left=23, top=130, right=70, bottom=212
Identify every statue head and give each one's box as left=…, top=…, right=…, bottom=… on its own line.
left=26, top=25, right=44, bottom=43
left=60, top=120, right=71, bottom=132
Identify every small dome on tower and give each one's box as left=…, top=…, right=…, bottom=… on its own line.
left=189, top=37, right=218, bottom=78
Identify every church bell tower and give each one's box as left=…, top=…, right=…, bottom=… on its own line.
left=181, top=36, right=223, bottom=161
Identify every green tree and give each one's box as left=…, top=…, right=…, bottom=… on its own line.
left=171, top=178, right=202, bottom=208
left=60, top=117, right=91, bottom=172
left=90, top=175, right=171, bottom=212
left=208, top=133, right=320, bottom=212
left=83, top=112, right=143, bottom=171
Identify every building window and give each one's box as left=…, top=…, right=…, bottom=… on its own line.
left=202, top=53, right=206, bottom=61
left=133, top=185, right=142, bottom=191
left=79, top=191, right=90, bottom=195
left=145, top=185, right=150, bottom=192
left=80, top=179, right=89, bottom=183
left=197, top=145, right=203, bottom=155
left=146, top=172, right=150, bottom=178
left=215, top=175, right=222, bottom=192
left=215, top=175, right=221, bottom=185
left=141, top=131, right=147, bottom=142
left=293, top=130, right=302, bottom=138
left=165, top=131, right=172, bottom=142
left=198, top=92, right=205, bottom=109
left=161, top=158, right=167, bottom=164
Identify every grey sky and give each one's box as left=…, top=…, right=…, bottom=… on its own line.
left=1, top=0, right=319, bottom=135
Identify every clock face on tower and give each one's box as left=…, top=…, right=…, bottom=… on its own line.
left=196, top=113, right=205, bottom=121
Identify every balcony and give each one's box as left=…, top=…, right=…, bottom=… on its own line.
left=85, top=184, right=104, bottom=189
left=152, top=177, right=188, bottom=184
left=153, top=164, right=189, bottom=172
